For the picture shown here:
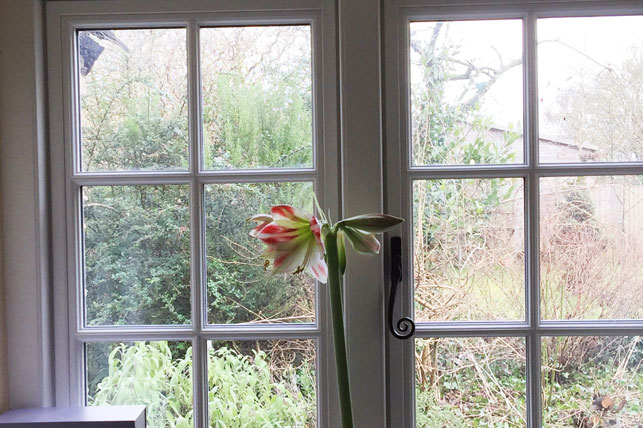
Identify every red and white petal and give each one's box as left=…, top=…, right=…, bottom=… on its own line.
left=309, top=216, right=323, bottom=246
left=249, top=214, right=273, bottom=223
left=271, top=241, right=308, bottom=275
left=249, top=214, right=274, bottom=237
left=307, top=246, right=328, bottom=283
left=249, top=221, right=271, bottom=238
left=271, top=205, right=311, bottom=229
left=255, top=223, right=300, bottom=245
left=271, top=205, right=303, bottom=221
left=262, top=235, right=309, bottom=256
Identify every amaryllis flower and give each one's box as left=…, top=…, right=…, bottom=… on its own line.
left=250, top=205, right=328, bottom=283
left=250, top=198, right=404, bottom=428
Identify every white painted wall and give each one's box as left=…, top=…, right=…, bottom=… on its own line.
left=0, top=185, right=7, bottom=413
left=0, top=0, right=53, bottom=409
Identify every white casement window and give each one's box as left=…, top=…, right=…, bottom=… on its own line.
left=384, top=1, right=643, bottom=427
left=41, top=0, right=642, bottom=427
left=47, top=1, right=343, bottom=427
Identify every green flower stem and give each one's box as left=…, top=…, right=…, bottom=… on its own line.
left=324, top=229, right=354, bottom=428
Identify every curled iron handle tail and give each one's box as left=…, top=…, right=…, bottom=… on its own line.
left=388, top=237, right=415, bottom=340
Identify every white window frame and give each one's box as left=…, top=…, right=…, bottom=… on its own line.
left=45, top=1, right=357, bottom=426
left=383, top=1, right=643, bottom=427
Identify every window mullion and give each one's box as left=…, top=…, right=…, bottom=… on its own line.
left=525, top=11, right=542, bottom=428
left=537, top=322, right=643, bottom=335
left=76, top=330, right=197, bottom=341
left=338, top=0, right=388, bottom=426
left=196, top=170, right=318, bottom=184
left=187, top=18, right=208, bottom=428
left=71, top=175, right=192, bottom=186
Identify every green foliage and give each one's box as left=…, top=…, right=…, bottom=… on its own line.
left=410, top=27, right=519, bottom=166
left=81, top=28, right=316, bottom=327
left=415, top=338, right=526, bottom=428
left=79, top=26, right=643, bottom=428
left=204, top=72, right=312, bottom=169
left=80, top=29, right=189, bottom=171
left=541, top=336, right=643, bottom=427
left=201, top=27, right=313, bottom=170
left=204, top=182, right=314, bottom=324
left=87, top=113, right=188, bottom=171
left=416, top=337, right=643, bottom=428
left=89, top=342, right=316, bottom=428
left=207, top=347, right=315, bottom=427
left=84, top=185, right=191, bottom=326
left=415, top=391, right=467, bottom=428
left=411, top=24, right=521, bottom=322
left=90, top=342, right=193, bottom=428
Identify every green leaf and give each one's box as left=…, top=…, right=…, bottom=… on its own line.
left=341, top=226, right=381, bottom=255
left=337, top=229, right=346, bottom=275
left=337, top=213, right=404, bottom=233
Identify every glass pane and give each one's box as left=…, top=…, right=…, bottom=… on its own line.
left=78, top=29, right=189, bottom=171
left=204, top=182, right=315, bottom=324
left=541, top=176, right=643, bottom=320
left=207, top=340, right=317, bottom=427
left=410, top=20, right=524, bottom=166
left=542, top=336, right=642, bottom=427
left=201, top=26, right=313, bottom=169
left=413, top=179, right=525, bottom=321
left=415, top=337, right=526, bottom=427
left=83, top=185, right=191, bottom=326
left=86, top=341, right=192, bottom=428
left=538, top=16, right=643, bottom=163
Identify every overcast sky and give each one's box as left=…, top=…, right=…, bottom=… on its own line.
left=411, top=16, right=643, bottom=136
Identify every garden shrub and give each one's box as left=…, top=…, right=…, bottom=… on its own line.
left=89, top=342, right=317, bottom=428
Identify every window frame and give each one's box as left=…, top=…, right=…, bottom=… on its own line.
left=40, top=1, right=643, bottom=427
left=383, top=1, right=643, bottom=427
left=46, top=1, right=343, bottom=426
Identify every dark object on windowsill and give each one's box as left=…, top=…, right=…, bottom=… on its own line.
left=0, top=405, right=145, bottom=427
